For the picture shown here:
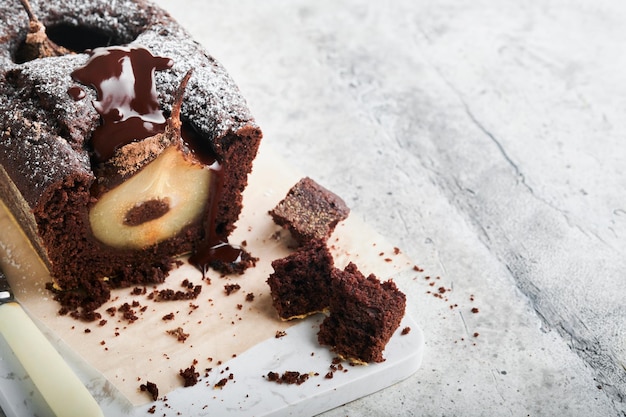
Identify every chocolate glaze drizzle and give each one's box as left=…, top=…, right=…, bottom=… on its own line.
left=188, top=158, right=246, bottom=274
left=71, top=46, right=173, bottom=162
left=70, top=46, right=247, bottom=274
left=181, top=126, right=248, bottom=273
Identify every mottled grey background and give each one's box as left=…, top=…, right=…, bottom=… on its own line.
left=153, top=1, right=625, bottom=415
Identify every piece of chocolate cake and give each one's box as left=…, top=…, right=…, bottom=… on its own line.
left=0, top=0, right=262, bottom=317
left=267, top=239, right=334, bottom=320
left=269, top=177, right=350, bottom=246
left=318, top=262, right=406, bottom=363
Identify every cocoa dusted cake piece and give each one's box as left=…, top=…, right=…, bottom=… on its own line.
left=318, top=262, right=406, bottom=363
left=269, top=177, right=350, bottom=246
left=0, top=0, right=262, bottom=318
left=267, top=239, right=335, bottom=320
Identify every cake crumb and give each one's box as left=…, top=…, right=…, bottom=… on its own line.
left=214, top=378, right=229, bottom=389
left=265, top=371, right=310, bottom=385
left=224, top=283, right=241, bottom=295
left=179, top=365, right=200, bottom=387
left=167, top=327, right=189, bottom=343
left=139, top=381, right=159, bottom=401
left=152, top=284, right=202, bottom=301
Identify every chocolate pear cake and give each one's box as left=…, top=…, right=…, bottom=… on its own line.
left=0, top=0, right=262, bottom=318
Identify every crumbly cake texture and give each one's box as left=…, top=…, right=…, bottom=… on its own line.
left=269, top=177, right=350, bottom=246
left=267, top=239, right=334, bottom=320
left=0, top=0, right=262, bottom=317
left=267, top=180, right=405, bottom=363
left=317, top=262, right=406, bottom=364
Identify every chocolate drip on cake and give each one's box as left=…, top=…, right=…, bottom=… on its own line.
left=71, top=46, right=174, bottom=162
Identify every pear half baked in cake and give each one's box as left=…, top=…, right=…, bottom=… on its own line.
left=0, top=0, right=262, bottom=319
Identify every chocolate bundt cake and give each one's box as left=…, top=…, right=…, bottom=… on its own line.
left=0, top=0, right=262, bottom=317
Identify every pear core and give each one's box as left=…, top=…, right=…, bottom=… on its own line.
left=89, top=147, right=211, bottom=249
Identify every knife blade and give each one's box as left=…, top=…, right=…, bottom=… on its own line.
left=0, top=269, right=103, bottom=417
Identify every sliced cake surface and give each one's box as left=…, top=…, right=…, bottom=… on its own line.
left=269, top=177, right=350, bottom=246
left=318, top=262, right=406, bottom=363
left=267, top=239, right=334, bottom=320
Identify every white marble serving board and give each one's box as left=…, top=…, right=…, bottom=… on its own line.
left=0, top=309, right=423, bottom=416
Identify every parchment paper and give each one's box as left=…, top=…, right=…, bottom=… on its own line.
left=0, top=145, right=414, bottom=406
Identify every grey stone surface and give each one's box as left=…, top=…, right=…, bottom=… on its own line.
left=151, top=0, right=625, bottom=415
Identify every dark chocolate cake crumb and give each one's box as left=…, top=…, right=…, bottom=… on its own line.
left=265, top=371, right=310, bottom=385
left=167, top=327, right=189, bottom=342
left=118, top=302, right=139, bottom=323
left=140, top=380, right=159, bottom=401
left=214, top=378, right=229, bottom=389
left=152, top=284, right=202, bottom=301
left=179, top=365, right=200, bottom=387
left=224, top=283, right=241, bottom=295
left=267, top=239, right=334, bottom=320
left=401, top=326, right=411, bottom=335
left=131, top=286, right=146, bottom=296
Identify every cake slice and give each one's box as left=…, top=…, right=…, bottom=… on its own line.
left=269, top=177, right=350, bottom=246
left=0, top=0, right=262, bottom=318
left=318, top=262, right=406, bottom=363
left=267, top=239, right=334, bottom=320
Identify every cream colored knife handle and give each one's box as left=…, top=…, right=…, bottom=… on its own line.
left=0, top=302, right=103, bottom=417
